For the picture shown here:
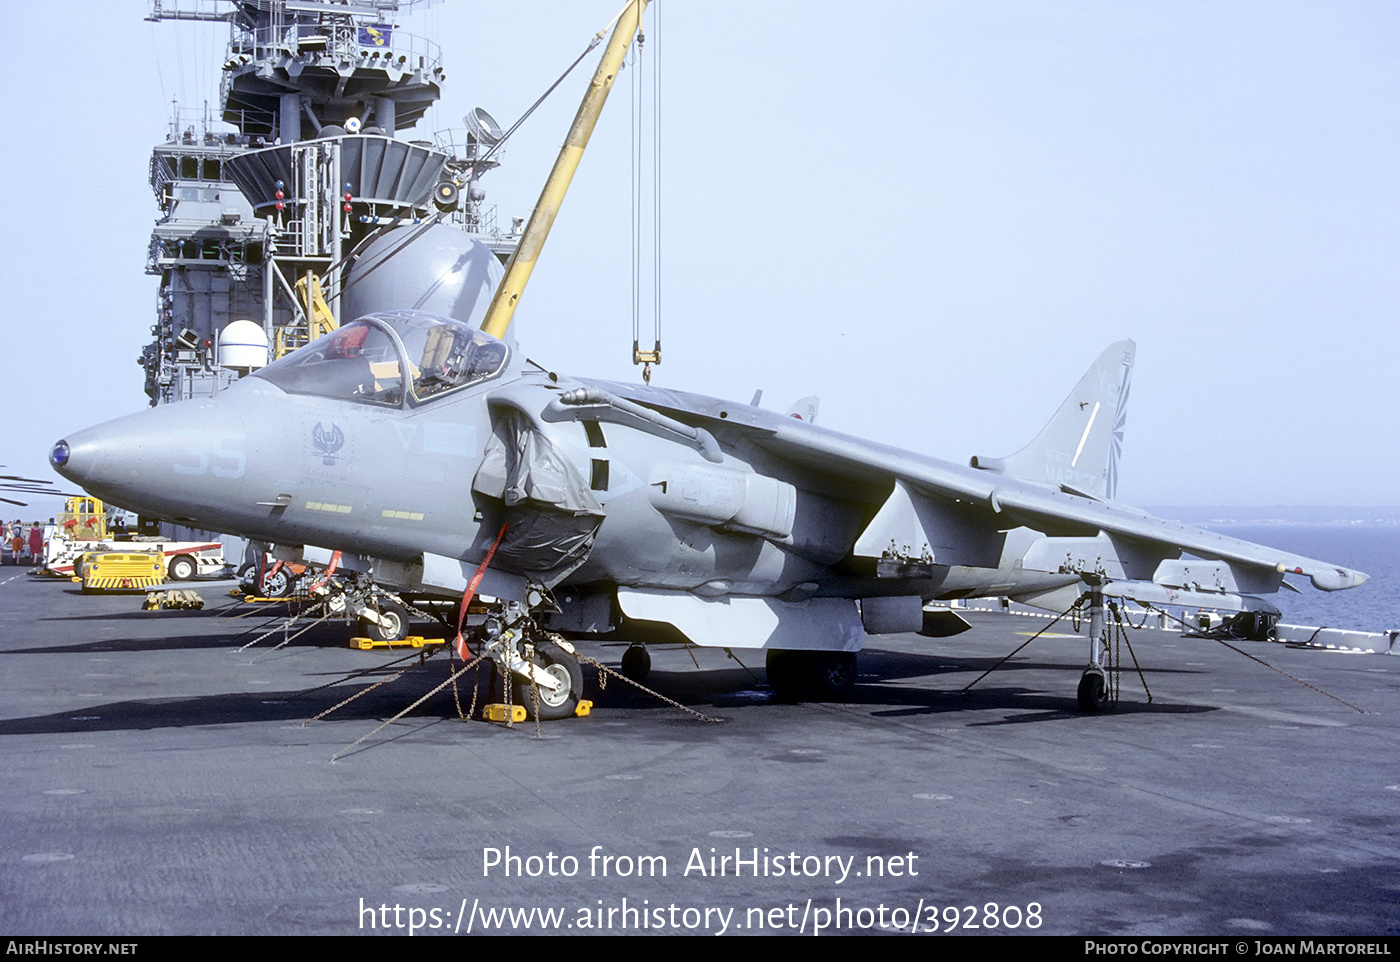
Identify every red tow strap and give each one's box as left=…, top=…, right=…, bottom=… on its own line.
left=455, top=523, right=509, bottom=661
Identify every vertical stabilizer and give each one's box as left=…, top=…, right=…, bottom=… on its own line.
left=970, top=340, right=1134, bottom=500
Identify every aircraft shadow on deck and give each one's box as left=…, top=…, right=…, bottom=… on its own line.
left=0, top=619, right=1233, bottom=737
left=2, top=621, right=378, bottom=655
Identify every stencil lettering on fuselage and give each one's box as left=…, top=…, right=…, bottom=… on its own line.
left=170, top=429, right=246, bottom=479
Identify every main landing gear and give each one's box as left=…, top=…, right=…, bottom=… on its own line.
left=765, top=649, right=858, bottom=701
left=304, top=575, right=416, bottom=642
left=311, top=572, right=584, bottom=721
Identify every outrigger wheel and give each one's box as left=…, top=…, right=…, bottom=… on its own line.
left=1077, top=668, right=1109, bottom=712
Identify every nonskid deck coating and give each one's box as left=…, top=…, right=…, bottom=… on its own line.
left=0, top=571, right=1396, bottom=936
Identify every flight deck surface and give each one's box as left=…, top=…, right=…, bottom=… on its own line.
left=0, top=571, right=1395, bottom=936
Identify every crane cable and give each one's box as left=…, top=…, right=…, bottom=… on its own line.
left=630, top=4, right=662, bottom=383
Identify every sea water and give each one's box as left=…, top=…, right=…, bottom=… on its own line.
left=1206, top=523, right=1399, bottom=632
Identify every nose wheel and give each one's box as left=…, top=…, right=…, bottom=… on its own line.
left=358, top=600, right=410, bottom=642
left=477, top=591, right=586, bottom=721
left=512, top=638, right=584, bottom=720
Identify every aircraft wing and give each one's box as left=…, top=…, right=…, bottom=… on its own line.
left=764, top=419, right=1364, bottom=591
left=595, top=380, right=1367, bottom=596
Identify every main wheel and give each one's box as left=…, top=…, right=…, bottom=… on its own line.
left=513, top=639, right=583, bottom=721
left=810, top=651, right=858, bottom=699
left=259, top=566, right=293, bottom=598
left=1077, top=670, right=1109, bottom=712
left=766, top=649, right=807, bottom=701
left=167, top=555, right=196, bottom=581
left=621, top=644, right=651, bottom=682
left=359, top=601, right=409, bottom=642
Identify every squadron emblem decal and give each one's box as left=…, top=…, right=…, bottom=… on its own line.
left=312, top=422, right=345, bottom=465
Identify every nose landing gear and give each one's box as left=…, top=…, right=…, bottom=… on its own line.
left=475, top=590, right=585, bottom=721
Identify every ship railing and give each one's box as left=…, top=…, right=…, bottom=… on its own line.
left=437, top=203, right=501, bottom=238
left=150, top=154, right=173, bottom=199
left=163, top=103, right=233, bottom=144
left=470, top=205, right=499, bottom=236
left=147, top=233, right=262, bottom=273
left=227, top=21, right=441, bottom=75
left=433, top=129, right=506, bottom=169
left=150, top=147, right=246, bottom=198
left=147, top=0, right=233, bottom=24
left=273, top=219, right=338, bottom=260
left=217, top=107, right=276, bottom=138
left=146, top=236, right=164, bottom=276
left=152, top=102, right=264, bottom=194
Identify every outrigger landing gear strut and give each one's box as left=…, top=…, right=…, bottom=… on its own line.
left=1078, top=576, right=1111, bottom=712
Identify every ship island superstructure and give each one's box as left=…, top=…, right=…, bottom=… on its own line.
left=142, top=0, right=516, bottom=405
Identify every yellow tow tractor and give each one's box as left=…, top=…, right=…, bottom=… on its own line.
left=46, top=496, right=225, bottom=582
left=79, top=549, right=165, bottom=593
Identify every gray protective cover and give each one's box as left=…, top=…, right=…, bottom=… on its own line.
left=474, top=408, right=604, bottom=583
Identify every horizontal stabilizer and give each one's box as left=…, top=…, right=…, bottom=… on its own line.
left=920, top=607, right=973, bottom=637
left=785, top=395, right=819, bottom=423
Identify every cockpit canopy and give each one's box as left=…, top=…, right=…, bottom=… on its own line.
left=253, top=310, right=509, bottom=406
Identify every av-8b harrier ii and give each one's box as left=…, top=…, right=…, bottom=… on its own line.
left=51, top=1, right=1366, bottom=718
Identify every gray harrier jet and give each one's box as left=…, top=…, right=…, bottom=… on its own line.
left=48, top=317, right=1367, bottom=716
left=49, top=0, right=1365, bottom=718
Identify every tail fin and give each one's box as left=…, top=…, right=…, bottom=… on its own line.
left=970, top=340, right=1134, bottom=500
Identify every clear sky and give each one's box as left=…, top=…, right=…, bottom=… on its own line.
left=2, top=1, right=1395, bottom=522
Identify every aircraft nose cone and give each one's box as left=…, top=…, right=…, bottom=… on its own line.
left=51, top=399, right=252, bottom=520
left=50, top=427, right=120, bottom=490
left=49, top=440, right=71, bottom=472
left=50, top=434, right=103, bottom=488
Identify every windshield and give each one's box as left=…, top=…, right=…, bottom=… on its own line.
left=252, top=311, right=510, bottom=405
left=253, top=320, right=404, bottom=405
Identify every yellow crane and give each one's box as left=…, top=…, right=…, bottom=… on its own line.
left=480, top=0, right=650, bottom=341
left=275, top=271, right=339, bottom=359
